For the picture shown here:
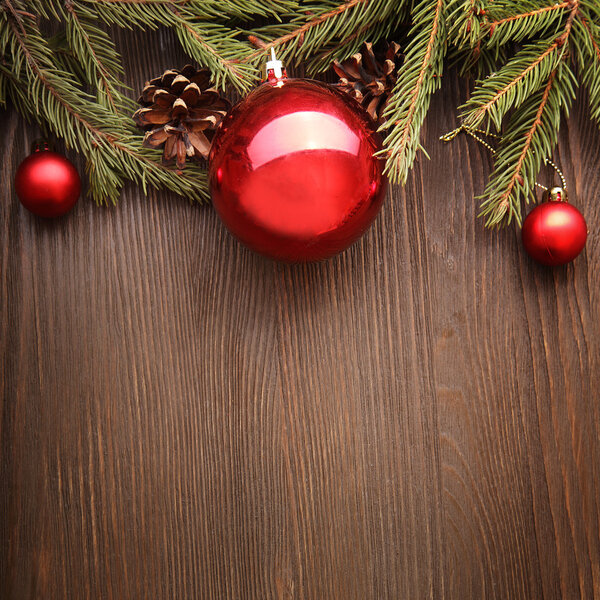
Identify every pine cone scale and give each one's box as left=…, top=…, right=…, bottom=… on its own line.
left=187, top=109, right=225, bottom=121
left=187, top=131, right=211, bottom=156
left=152, top=90, right=177, bottom=108
left=143, top=128, right=169, bottom=148
left=164, top=136, right=177, bottom=161
left=134, top=108, right=171, bottom=126
left=171, top=98, right=189, bottom=120
left=180, top=83, right=201, bottom=106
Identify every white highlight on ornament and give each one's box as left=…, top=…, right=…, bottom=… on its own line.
left=266, top=48, right=284, bottom=79
left=247, top=111, right=360, bottom=170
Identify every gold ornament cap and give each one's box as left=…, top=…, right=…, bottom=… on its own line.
left=546, top=186, right=568, bottom=202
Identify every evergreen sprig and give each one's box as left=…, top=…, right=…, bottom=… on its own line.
left=377, top=0, right=445, bottom=183
left=479, top=63, right=577, bottom=226
left=1, top=0, right=599, bottom=228
left=484, top=2, right=570, bottom=47
left=245, top=0, right=408, bottom=73
left=460, top=38, right=564, bottom=132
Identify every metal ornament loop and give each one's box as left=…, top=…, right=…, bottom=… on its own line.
left=546, top=186, right=568, bottom=203
left=440, top=125, right=568, bottom=193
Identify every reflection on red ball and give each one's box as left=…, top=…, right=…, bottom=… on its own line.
left=209, top=78, right=387, bottom=262
left=521, top=200, right=587, bottom=266
left=15, top=150, right=81, bottom=218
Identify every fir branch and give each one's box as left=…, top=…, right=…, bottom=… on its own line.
left=446, top=0, right=501, bottom=77
left=579, top=0, right=600, bottom=22
left=448, top=42, right=508, bottom=78
left=83, top=0, right=296, bottom=25
left=483, top=72, right=557, bottom=225
left=489, top=2, right=569, bottom=28
left=22, top=0, right=61, bottom=19
left=172, top=15, right=256, bottom=92
left=244, top=0, right=366, bottom=59
left=479, top=63, right=576, bottom=226
left=575, top=17, right=600, bottom=125
left=485, top=2, right=570, bottom=47
left=78, top=0, right=289, bottom=91
left=468, top=0, right=579, bottom=226
left=579, top=18, right=600, bottom=61
left=87, top=0, right=191, bottom=4
left=446, top=0, right=486, bottom=48
left=63, top=3, right=132, bottom=113
left=460, top=38, right=563, bottom=131
left=87, top=0, right=293, bottom=13
left=378, top=0, right=445, bottom=183
left=561, top=0, right=580, bottom=39
left=244, top=0, right=406, bottom=73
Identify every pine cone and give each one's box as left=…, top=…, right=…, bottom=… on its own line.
left=333, top=42, right=402, bottom=126
left=133, top=65, right=230, bottom=170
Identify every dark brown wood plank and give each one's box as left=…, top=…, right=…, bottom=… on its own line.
left=426, top=75, right=600, bottom=600
left=1, top=26, right=599, bottom=600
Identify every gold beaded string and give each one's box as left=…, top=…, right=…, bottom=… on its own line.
left=440, top=124, right=567, bottom=191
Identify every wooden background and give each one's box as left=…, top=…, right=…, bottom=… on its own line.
left=1, top=28, right=599, bottom=600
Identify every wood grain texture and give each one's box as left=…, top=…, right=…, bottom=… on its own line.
left=1, top=27, right=599, bottom=599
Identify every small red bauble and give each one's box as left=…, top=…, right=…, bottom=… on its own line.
left=521, top=188, right=587, bottom=266
left=209, top=77, right=387, bottom=262
left=15, top=147, right=81, bottom=217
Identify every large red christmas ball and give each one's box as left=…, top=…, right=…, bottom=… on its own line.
left=209, top=78, right=387, bottom=261
left=521, top=191, right=587, bottom=266
left=15, top=149, right=81, bottom=217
